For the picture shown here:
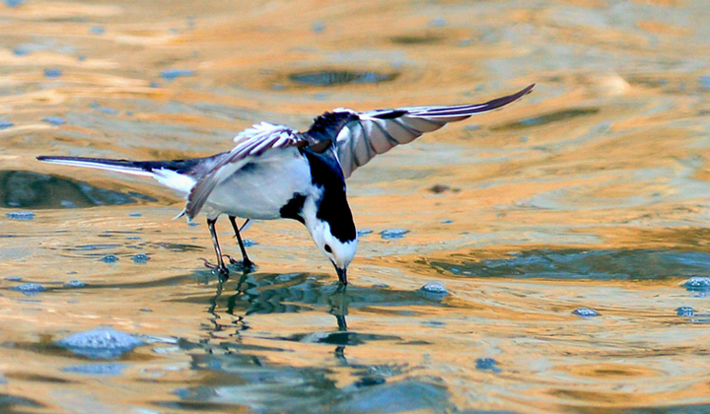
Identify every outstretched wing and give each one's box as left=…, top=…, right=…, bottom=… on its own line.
left=182, top=122, right=306, bottom=220
left=335, top=84, right=534, bottom=178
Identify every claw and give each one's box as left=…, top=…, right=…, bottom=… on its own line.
left=198, top=257, right=230, bottom=278
left=226, top=255, right=256, bottom=273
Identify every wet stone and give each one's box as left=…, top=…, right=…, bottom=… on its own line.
left=572, top=307, right=600, bottom=317
left=6, top=211, right=35, bottom=220
left=63, top=280, right=86, bottom=288
left=12, top=283, right=45, bottom=296
left=380, top=228, right=409, bottom=240
left=42, top=116, right=65, bottom=126
left=676, top=306, right=695, bottom=317
left=683, top=277, right=710, bottom=291
left=0, top=121, right=13, bottom=130
left=700, top=75, right=710, bottom=89
left=4, top=0, right=24, bottom=7
left=5, top=276, right=22, bottom=281
left=56, top=327, right=144, bottom=359
left=128, top=212, right=142, bottom=217
left=420, top=281, right=448, bottom=295
left=89, top=25, right=105, bottom=34
left=100, top=254, right=119, bottom=263
left=475, top=358, right=502, bottom=373
left=357, top=229, right=373, bottom=237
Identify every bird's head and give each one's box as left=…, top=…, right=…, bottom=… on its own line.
left=308, top=218, right=357, bottom=285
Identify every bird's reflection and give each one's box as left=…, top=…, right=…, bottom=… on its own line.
left=327, top=284, right=350, bottom=362
left=207, top=272, right=250, bottom=339
left=205, top=271, right=352, bottom=361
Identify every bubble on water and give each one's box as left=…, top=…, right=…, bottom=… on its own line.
left=572, top=307, right=600, bottom=317
left=380, top=229, right=409, bottom=240
left=100, top=254, right=119, bottom=263
left=56, top=327, right=144, bottom=359
left=64, top=280, right=86, bottom=288
left=683, top=277, right=710, bottom=291
left=676, top=306, right=695, bottom=317
left=6, top=211, right=35, bottom=220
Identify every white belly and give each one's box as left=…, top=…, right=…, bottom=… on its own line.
left=202, top=148, right=312, bottom=220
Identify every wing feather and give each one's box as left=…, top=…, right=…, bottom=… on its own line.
left=336, top=84, right=534, bottom=177
left=182, top=123, right=304, bottom=220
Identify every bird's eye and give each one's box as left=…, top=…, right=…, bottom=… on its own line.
left=324, top=244, right=333, bottom=253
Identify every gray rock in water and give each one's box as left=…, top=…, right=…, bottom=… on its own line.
left=683, top=277, right=710, bottom=291
left=572, top=307, right=600, bottom=317
left=56, top=327, right=144, bottom=359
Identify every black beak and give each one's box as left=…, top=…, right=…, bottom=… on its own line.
left=335, top=266, right=347, bottom=285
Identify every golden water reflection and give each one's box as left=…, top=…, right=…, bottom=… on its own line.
left=2, top=0, right=710, bottom=413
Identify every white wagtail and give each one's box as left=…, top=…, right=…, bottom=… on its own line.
left=37, top=84, right=534, bottom=284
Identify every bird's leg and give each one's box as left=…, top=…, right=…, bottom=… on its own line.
left=227, top=216, right=256, bottom=272
left=201, top=218, right=230, bottom=278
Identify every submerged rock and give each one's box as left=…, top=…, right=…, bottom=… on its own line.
left=572, top=307, right=600, bottom=317
left=683, top=277, right=710, bottom=291
left=56, top=327, right=144, bottom=359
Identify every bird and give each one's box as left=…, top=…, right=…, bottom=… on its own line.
left=37, top=84, right=534, bottom=285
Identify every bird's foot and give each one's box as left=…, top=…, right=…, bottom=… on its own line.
left=198, top=258, right=230, bottom=279
left=226, top=255, right=257, bottom=273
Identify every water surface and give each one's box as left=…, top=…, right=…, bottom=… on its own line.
left=2, top=1, right=710, bottom=413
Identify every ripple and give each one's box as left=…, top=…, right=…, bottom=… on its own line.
left=492, top=108, right=600, bottom=130
left=427, top=249, right=710, bottom=281
left=288, top=70, right=398, bottom=87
